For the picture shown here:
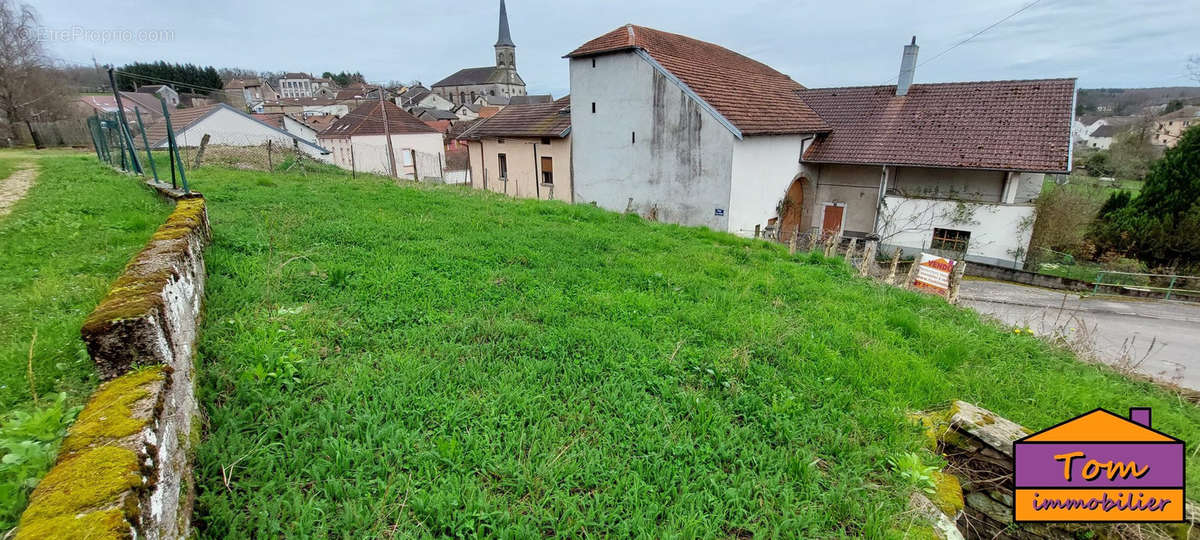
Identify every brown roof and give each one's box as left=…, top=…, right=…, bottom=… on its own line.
left=142, top=104, right=220, bottom=147
left=119, top=91, right=172, bottom=117
left=320, top=100, right=439, bottom=138
left=304, top=114, right=339, bottom=133
left=251, top=113, right=286, bottom=129
left=567, top=24, right=828, bottom=136
left=477, top=106, right=501, bottom=118
left=797, top=79, right=1076, bottom=172
left=459, top=97, right=571, bottom=140
left=447, top=118, right=483, bottom=139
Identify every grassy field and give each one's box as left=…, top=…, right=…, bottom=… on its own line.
left=0, top=158, right=18, bottom=181
left=188, top=165, right=1200, bottom=537
left=0, top=152, right=172, bottom=528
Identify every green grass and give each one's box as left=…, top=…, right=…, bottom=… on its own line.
left=0, top=153, right=172, bottom=527
left=1051, top=174, right=1144, bottom=195
left=188, top=165, right=1200, bottom=537
left=0, top=158, right=19, bottom=181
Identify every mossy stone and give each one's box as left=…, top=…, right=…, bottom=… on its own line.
left=17, top=446, right=142, bottom=534
left=60, top=367, right=165, bottom=454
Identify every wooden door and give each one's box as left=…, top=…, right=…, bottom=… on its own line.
left=822, top=205, right=844, bottom=234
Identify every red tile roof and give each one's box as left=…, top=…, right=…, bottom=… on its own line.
left=251, top=113, right=286, bottom=129
left=797, top=79, right=1076, bottom=172
left=567, top=25, right=828, bottom=136
left=458, top=97, right=571, bottom=140
left=320, top=100, right=438, bottom=138
left=142, top=104, right=220, bottom=147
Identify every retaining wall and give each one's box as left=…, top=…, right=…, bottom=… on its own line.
left=16, top=184, right=209, bottom=540
left=966, top=261, right=1200, bottom=303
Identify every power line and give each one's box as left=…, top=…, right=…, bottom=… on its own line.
left=879, top=0, right=1046, bottom=84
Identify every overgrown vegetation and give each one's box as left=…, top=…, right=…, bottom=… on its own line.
left=1089, top=125, right=1200, bottom=269
left=188, top=164, right=1200, bottom=537
left=0, top=151, right=171, bottom=528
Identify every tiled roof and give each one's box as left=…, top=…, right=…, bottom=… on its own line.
left=282, top=72, right=312, bottom=80
left=447, top=118, right=483, bottom=139
left=304, top=114, right=339, bottom=133
left=797, top=79, right=1076, bottom=172
left=119, top=91, right=172, bottom=117
left=142, top=104, right=220, bottom=147
left=321, top=100, right=439, bottom=138
left=478, top=106, right=501, bottom=118
left=251, top=113, right=286, bottom=129
left=567, top=24, right=828, bottom=136
left=264, top=97, right=342, bottom=107
left=458, top=96, right=570, bottom=139
left=508, top=94, right=552, bottom=105
left=433, top=67, right=499, bottom=87
left=1089, top=124, right=1119, bottom=138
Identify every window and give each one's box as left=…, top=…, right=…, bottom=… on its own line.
left=541, top=156, right=553, bottom=184
left=402, top=150, right=413, bottom=167
left=498, top=153, right=508, bottom=179
left=931, top=228, right=971, bottom=253
left=591, top=102, right=596, bottom=114
left=540, top=137, right=551, bottom=145
left=496, top=138, right=505, bottom=144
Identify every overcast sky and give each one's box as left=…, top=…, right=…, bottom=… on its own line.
left=28, top=0, right=1200, bottom=96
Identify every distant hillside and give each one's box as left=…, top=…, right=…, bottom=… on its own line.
left=1077, top=87, right=1200, bottom=116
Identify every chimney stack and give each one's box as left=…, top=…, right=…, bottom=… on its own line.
left=1129, top=407, right=1151, bottom=428
left=897, top=36, right=918, bottom=96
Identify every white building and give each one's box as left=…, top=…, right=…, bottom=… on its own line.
left=142, top=103, right=332, bottom=161
left=319, top=100, right=445, bottom=179
left=567, top=27, right=1075, bottom=267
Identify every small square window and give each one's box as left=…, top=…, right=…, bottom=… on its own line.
left=541, top=137, right=551, bottom=145
left=931, top=228, right=970, bottom=253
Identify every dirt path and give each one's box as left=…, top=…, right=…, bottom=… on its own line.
left=0, top=163, right=36, bottom=217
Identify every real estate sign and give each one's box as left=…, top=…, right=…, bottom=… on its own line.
left=912, top=253, right=955, bottom=295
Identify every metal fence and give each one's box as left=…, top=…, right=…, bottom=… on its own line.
left=1093, top=271, right=1200, bottom=300
left=86, top=100, right=192, bottom=193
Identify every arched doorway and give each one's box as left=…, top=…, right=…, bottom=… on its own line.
left=778, top=177, right=808, bottom=238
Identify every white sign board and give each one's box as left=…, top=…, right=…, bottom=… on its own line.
left=913, top=253, right=955, bottom=295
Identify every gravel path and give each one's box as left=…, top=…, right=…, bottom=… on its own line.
left=0, top=163, right=36, bottom=217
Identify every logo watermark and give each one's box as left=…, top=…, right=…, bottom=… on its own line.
left=39, top=26, right=175, bottom=44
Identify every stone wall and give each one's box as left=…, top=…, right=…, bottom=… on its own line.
left=15, top=186, right=209, bottom=540
left=966, top=261, right=1200, bottom=303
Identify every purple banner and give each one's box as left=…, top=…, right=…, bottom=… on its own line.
left=1014, top=443, right=1183, bottom=488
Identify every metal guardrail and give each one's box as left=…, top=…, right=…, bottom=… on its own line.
left=1093, top=271, right=1199, bottom=300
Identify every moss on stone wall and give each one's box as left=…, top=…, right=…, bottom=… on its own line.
left=60, top=367, right=165, bottom=454
left=80, top=198, right=207, bottom=337
left=16, top=446, right=143, bottom=539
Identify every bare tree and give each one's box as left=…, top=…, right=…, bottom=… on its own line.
left=1189, top=55, right=1200, bottom=84
left=0, top=0, right=71, bottom=147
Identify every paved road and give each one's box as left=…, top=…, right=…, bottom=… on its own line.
left=960, top=279, right=1200, bottom=391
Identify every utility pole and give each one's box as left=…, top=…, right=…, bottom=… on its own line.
left=378, top=88, right=398, bottom=178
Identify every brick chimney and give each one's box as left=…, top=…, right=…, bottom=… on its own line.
left=1129, top=407, right=1151, bottom=427
left=897, top=36, right=918, bottom=96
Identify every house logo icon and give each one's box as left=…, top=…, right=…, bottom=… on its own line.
left=1014, top=408, right=1185, bottom=522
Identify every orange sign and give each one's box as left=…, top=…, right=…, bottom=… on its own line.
left=912, top=253, right=954, bottom=295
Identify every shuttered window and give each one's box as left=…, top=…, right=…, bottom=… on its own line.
left=541, top=156, right=553, bottom=185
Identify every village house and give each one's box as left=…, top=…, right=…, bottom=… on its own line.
left=431, top=0, right=527, bottom=106
left=260, top=97, right=350, bottom=118
left=397, top=86, right=455, bottom=112
left=224, top=78, right=279, bottom=112
left=319, top=100, right=445, bottom=178
left=251, top=113, right=320, bottom=144
left=278, top=73, right=337, bottom=99
left=458, top=96, right=572, bottom=201
left=1152, top=106, right=1200, bottom=147
left=453, top=103, right=481, bottom=121
left=140, top=103, right=331, bottom=161
left=567, top=26, right=1074, bottom=267
left=134, top=85, right=179, bottom=107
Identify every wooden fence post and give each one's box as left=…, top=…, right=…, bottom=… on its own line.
left=788, top=225, right=799, bottom=254
left=806, top=230, right=817, bottom=252
left=754, top=224, right=761, bottom=239
left=859, top=240, right=877, bottom=277
left=192, top=134, right=210, bottom=169
left=886, top=248, right=902, bottom=285
left=267, top=140, right=273, bottom=170
left=904, top=254, right=922, bottom=290
left=947, top=258, right=968, bottom=304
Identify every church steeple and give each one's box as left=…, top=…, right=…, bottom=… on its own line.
left=494, top=0, right=516, bottom=69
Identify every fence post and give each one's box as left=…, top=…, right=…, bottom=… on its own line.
left=754, top=224, right=761, bottom=239
left=160, top=97, right=189, bottom=193
left=846, top=238, right=859, bottom=262
left=1093, top=272, right=1103, bottom=295
left=87, top=116, right=102, bottom=161
left=1166, top=275, right=1177, bottom=301
left=267, top=140, right=273, bottom=170
left=904, top=254, right=922, bottom=290
left=193, top=134, right=210, bottom=169
left=134, top=108, right=159, bottom=183
left=106, top=67, right=143, bottom=175
left=947, top=258, right=968, bottom=304
left=349, top=144, right=355, bottom=179
left=886, top=248, right=901, bottom=285
left=788, top=225, right=799, bottom=254
left=859, top=240, right=877, bottom=277
left=411, top=149, right=419, bottom=181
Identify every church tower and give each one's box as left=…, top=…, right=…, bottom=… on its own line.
left=494, top=0, right=516, bottom=69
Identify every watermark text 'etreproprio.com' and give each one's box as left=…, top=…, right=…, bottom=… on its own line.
left=39, top=26, right=175, bottom=44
